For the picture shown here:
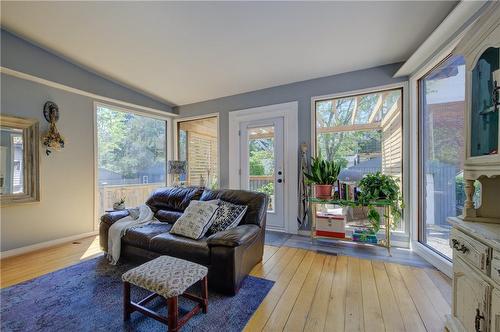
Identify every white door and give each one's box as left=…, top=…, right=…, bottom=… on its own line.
left=239, top=117, right=285, bottom=231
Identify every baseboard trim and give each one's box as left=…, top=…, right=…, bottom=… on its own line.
left=412, top=241, right=452, bottom=277
left=0, top=231, right=99, bottom=259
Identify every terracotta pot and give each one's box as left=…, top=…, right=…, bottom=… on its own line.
left=315, top=184, right=333, bottom=199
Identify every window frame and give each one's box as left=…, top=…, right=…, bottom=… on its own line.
left=409, top=49, right=460, bottom=278
left=173, top=113, right=220, bottom=188
left=310, top=82, right=409, bottom=244
left=93, top=101, right=173, bottom=230
left=416, top=53, right=465, bottom=262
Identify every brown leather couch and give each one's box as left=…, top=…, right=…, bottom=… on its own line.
left=99, top=187, right=267, bottom=295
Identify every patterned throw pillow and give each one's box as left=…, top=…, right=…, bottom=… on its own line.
left=207, top=200, right=248, bottom=235
left=170, top=200, right=219, bottom=239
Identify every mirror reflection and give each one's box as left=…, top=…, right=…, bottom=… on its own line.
left=0, top=126, right=24, bottom=195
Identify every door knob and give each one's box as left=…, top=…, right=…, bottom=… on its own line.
left=277, top=179, right=283, bottom=183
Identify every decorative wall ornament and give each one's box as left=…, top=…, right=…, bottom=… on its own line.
left=41, top=101, right=65, bottom=155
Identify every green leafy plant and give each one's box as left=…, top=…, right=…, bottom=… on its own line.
left=115, top=197, right=126, bottom=205
left=357, top=172, right=404, bottom=232
left=303, top=157, right=341, bottom=185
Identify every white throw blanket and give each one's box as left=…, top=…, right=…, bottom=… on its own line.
left=106, top=204, right=154, bottom=265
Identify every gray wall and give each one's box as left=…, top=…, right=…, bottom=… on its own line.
left=176, top=63, right=408, bottom=188
left=1, top=74, right=95, bottom=251
left=1, top=29, right=174, bottom=113
left=0, top=31, right=173, bottom=252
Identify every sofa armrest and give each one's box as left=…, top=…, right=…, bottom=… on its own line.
left=207, top=224, right=261, bottom=248
left=100, top=210, right=130, bottom=227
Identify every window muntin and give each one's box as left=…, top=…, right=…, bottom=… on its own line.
left=314, top=87, right=404, bottom=232
left=177, top=116, right=218, bottom=188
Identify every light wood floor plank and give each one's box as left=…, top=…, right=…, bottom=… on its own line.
left=371, top=261, right=405, bottom=332
left=245, top=249, right=308, bottom=331
left=1, top=236, right=101, bottom=288
left=359, top=259, right=384, bottom=332
left=412, top=267, right=450, bottom=321
left=281, top=254, right=326, bottom=331
left=264, top=247, right=299, bottom=281
left=1, top=235, right=452, bottom=332
left=397, top=264, right=444, bottom=332
left=325, top=255, right=348, bottom=332
left=345, top=256, right=364, bottom=332
left=251, top=246, right=291, bottom=278
left=385, top=263, right=427, bottom=332
left=264, top=252, right=321, bottom=331
left=424, top=268, right=452, bottom=306
left=262, top=245, right=279, bottom=264
left=302, top=255, right=336, bottom=332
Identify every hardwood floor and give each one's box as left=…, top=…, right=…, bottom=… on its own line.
left=0, top=235, right=451, bottom=331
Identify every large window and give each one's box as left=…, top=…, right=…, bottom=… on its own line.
left=96, top=104, right=167, bottom=219
left=418, top=55, right=466, bottom=259
left=177, top=116, right=218, bottom=188
left=315, top=87, right=404, bottom=231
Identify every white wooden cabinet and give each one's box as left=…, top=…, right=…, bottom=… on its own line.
left=491, top=288, right=500, bottom=332
left=447, top=5, right=500, bottom=332
left=452, top=254, right=491, bottom=332
left=447, top=219, right=500, bottom=332
left=452, top=1, right=500, bottom=223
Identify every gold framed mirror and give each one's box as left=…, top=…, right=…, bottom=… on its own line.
left=0, top=115, right=40, bottom=205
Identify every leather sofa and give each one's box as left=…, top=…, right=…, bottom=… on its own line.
left=99, top=187, right=267, bottom=295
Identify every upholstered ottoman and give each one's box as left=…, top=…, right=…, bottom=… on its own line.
left=122, top=256, right=208, bottom=331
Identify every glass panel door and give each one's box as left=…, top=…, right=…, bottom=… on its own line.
left=247, top=125, right=276, bottom=212
left=418, top=55, right=466, bottom=259
left=240, top=118, right=285, bottom=230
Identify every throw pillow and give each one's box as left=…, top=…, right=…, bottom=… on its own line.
left=207, top=200, right=248, bottom=235
left=170, top=200, right=219, bottom=239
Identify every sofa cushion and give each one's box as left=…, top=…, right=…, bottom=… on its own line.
left=146, top=187, right=203, bottom=212
left=149, top=233, right=210, bottom=265
left=207, top=200, right=248, bottom=235
left=155, top=210, right=183, bottom=224
left=122, top=222, right=172, bottom=249
left=170, top=200, right=219, bottom=240
left=200, top=189, right=267, bottom=227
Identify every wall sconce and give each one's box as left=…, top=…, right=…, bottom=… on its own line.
left=41, top=101, right=65, bottom=155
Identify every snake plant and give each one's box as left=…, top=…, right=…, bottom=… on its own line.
left=303, top=157, right=341, bottom=185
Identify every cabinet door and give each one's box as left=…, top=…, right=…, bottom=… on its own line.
left=492, top=288, right=500, bottom=332
left=453, top=257, right=491, bottom=331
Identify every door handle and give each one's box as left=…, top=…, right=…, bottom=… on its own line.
left=475, top=308, right=484, bottom=332
left=277, top=179, right=283, bottom=183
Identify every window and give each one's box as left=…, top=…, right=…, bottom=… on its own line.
left=315, top=87, right=404, bottom=231
left=418, top=55, right=466, bottom=259
left=177, top=116, right=218, bottom=188
left=96, top=104, right=167, bottom=219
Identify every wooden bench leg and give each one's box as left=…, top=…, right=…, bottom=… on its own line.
left=123, top=282, right=131, bottom=321
left=167, top=296, right=178, bottom=332
left=201, top=276, right=208, bottom=314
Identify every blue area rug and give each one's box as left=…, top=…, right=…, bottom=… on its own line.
left=1, top=256, right=274, bottom=332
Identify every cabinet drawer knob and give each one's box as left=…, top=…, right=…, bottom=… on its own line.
left=451, top=239, right=469, bottom=253
left=458, top=245, right=469, bottom=254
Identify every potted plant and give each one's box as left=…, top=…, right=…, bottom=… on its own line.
left=357, top=172, right=404, bottom=233
left=113, top=197, right=126, bottom=210
left=304, top=157, right=341, bottom=199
